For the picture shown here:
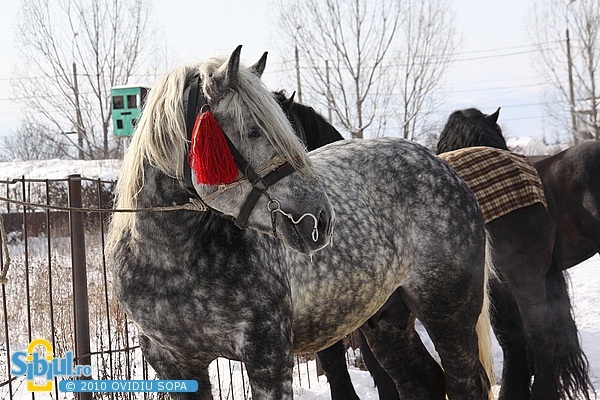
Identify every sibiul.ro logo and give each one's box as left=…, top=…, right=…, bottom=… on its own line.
left=11, top=338, right=92, bottom=392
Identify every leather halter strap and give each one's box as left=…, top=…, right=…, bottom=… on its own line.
left=183, top=75, right=298, bottom=229
left=184, top=75, right=205, bottom=196
left=228, top=133, right=296, bottom=229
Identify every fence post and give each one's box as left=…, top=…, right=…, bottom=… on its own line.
left=68, top=175, right=92, bottom=400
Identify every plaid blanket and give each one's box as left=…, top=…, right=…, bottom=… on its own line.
left=439, top=146, right=547, bottom=224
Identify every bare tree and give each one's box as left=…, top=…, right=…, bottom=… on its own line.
left=10, top=0, right=164, bottom=160
left=273, top=0, right=457, bottom=141
left=397, top=0, right=457, bottom=141
left=530, top=0, right=600, bottom=143
left=1, top=120, right=70, bottom=161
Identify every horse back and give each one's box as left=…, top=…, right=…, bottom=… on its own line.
left=440, top=146, right=547, bottom=224
left=534, top=141, right=600, bottom=267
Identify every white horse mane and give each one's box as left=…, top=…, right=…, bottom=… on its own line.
left=108, top=56, right=310, bottom=250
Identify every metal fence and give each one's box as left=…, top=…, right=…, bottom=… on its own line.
left=0, top=175, right=324, bottom=399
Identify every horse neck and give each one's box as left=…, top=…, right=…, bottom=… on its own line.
left=291, top=104, right=344, bottom=151
left=135, top=164, right=237, bottom=245
left=437, top=129, right=509, bottom=154
left=472, top=134, right=508, bottom=150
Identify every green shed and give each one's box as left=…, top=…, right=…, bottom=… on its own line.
left=111, top=86, right=148, bottom=137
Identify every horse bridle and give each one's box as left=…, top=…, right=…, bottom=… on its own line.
left=183, top=75, right=299, bottom=231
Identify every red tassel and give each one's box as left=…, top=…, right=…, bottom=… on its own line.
left=188, top=111, right=239, bottom=185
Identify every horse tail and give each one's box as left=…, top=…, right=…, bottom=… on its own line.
left=546, top=233, right=594, bottom=400
left=477, top=235, right=497, bottom=399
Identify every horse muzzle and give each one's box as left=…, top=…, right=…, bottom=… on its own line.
left=273, top=201, right=335, bottom=255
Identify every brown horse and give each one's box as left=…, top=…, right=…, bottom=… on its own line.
left=534, top=141, right=600, bottom=269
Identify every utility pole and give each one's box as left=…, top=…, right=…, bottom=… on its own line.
left=295, top=44, right=303, bottom=103
left=325, top=60, right=333, bottom=122
left=73, top=62, right=85, bottom=159
left=566, top=0, right=578, bottom=144
left=295, top=25, right=303, bottom=103
left=566, top=27, right=578, bottom=144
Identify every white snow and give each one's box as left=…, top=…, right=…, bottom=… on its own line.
left=0, top=159, right=122, bottom=181
left=505, top=136, right=569, bottom=156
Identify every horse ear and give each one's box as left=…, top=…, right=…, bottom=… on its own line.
left=250, top=52, right=268, bottom=77
left=487, top=107, right=501, bottom=124
left=281, top=91, right=296, bottom=111
left=224, top=45, right=243, bottom=89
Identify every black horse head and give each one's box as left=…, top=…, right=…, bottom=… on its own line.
left=274, top=90, right=344, bottom=151
left=436, top=107, right=507, bottom=154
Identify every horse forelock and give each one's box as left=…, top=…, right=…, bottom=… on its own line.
left=199, top=57, right=312, bottom=173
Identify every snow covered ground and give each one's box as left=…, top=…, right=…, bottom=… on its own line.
left=0, top=159, right=121, bottom=181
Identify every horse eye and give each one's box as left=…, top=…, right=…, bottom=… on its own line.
left=248, top=129, right=261, bottom=139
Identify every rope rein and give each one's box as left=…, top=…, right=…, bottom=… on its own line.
left=0, top=195, right=210, bottom=285
left=0, top=195, right=209, bottom=214
left=0, top=154, right=289, bottom=215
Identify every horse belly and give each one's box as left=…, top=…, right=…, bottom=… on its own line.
left=289, top=245, right=403, bottom=353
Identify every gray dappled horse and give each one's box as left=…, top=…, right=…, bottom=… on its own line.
left=108, top=46, right=494, bottom=399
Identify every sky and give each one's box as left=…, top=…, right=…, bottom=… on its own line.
left=0, top=0, right=566, bottom=148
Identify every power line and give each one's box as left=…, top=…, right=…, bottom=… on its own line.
left=0, top=41, right=563, bottom=82
left=271, top=42, right=561, bottom=73
left=444, top=82, right=548, bottom=94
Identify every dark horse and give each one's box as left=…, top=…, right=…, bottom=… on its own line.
left=436, top=108, right=593, bottom=400
left=274, top=91, right=344, bottom=151
left=280, top=101, right=593, bottom=400
left=108, top=47, right=494, bottom=400
left=534, top=141, right=600, bottom=269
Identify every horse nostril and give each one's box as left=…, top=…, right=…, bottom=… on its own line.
left=317, top=208, right=332, bottom=237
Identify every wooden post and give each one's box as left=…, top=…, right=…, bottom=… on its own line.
left=68, top=175, right=92, bottom=400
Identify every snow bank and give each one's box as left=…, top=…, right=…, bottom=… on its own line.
left=0, top=159, right=122, bottom=181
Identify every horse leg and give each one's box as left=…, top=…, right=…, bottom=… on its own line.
left=242, top=323, right=295, bottom=400
left=357, top=329, right=400, bottom=400
left=316, top=341, right=360, bottom=400
left=488, top=237, right=559, bottom=397
left=140, top=334, right=213, bottom=400
left=359, top=291, right=446, bottom=400
left=487, top=205, right=562, bottom=400
left=490, top=277, right=532, bottom=400
left=515, top=264, right=587, bottom=400
left=400, top=264, right=491, bottom=400
left=505, top=275, right=558, bottom=400
left=317, top=333, right=399, bottom=400
left=419, top=315, right=490, bottom=400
